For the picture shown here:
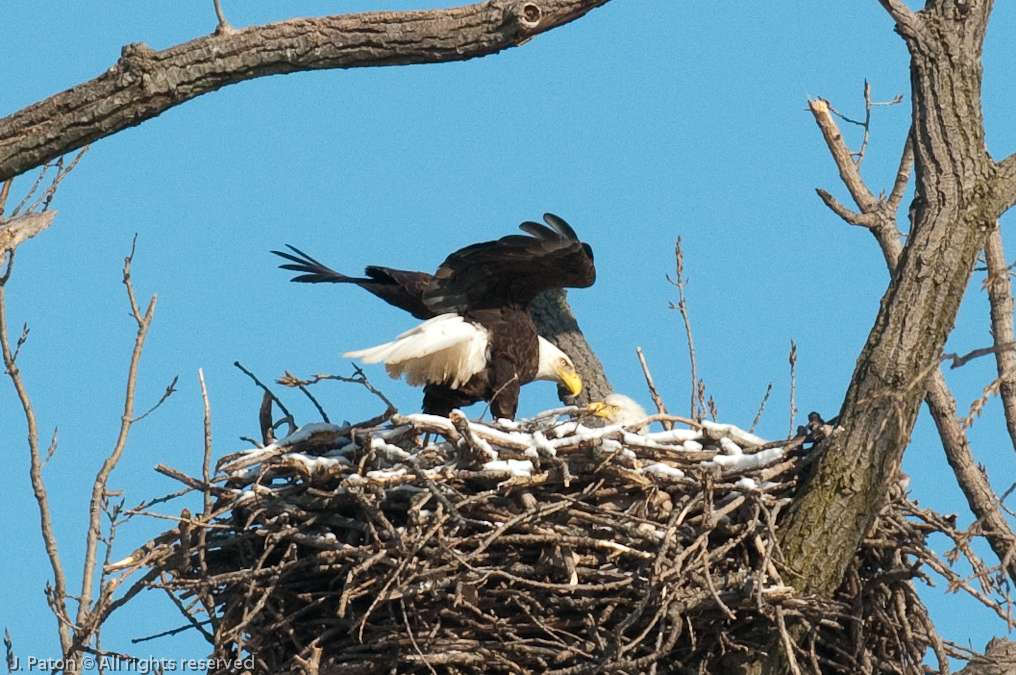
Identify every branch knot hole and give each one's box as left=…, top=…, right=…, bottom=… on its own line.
left=520, top=3, right=542, bottom=28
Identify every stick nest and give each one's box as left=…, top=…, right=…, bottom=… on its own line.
left=130, top=406, right=983, bottom=675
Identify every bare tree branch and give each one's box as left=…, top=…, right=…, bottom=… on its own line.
left=635, top=347, right=671, bottom=430
left=813, top=108, right=1016, bottom=589
left=982, top=226, right=1016, bottom=451
left=0, top=0, right=614, bottom=182
left=876, top=0, right=924, bottom=39
left=808, top=98, right=878, bottom=213
left=75, top=241, right=157, bottom=641
left=814, top=188, right=874, bottom=227
left=0, top=243, right=72, bottom=653
left=888, top=131, right=914, bottom=211
left=667, top=237, right=700, bottom=420
left=212, top=0, right=234, bottom=35
left=0, top=211, right=56, bottom=256
left=781, top=0, right=1008, bottom=624
left=995, top=152, right=1016, bottom=215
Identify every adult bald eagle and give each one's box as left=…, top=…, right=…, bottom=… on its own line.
left=274, top=213, right=595, bottom=420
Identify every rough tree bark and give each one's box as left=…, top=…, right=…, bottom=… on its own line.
left=0, top=0, right=613, bottom=183
left=531, top=288, right=612, bottom=406
left=759, top=1, right=1016, bottom=671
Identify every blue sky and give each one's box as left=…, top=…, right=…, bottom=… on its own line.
left=2, top=0, right=1015, bottom=666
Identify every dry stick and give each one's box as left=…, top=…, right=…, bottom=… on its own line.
left=963, top=376, right=1002, bottom=429
left=751, top=382, right=773, bottom=434
left=668, top=237, right=700, bottom=420
left=636, top=347, right=672, bottom=430
left=197, top=369, right=219, bottom=633
left=942, top=341, right=1016, bottom=369
left=236, top=361, right=295, bottom=436
left=75, top=237, right=157, bottom=650
left=982, top=227, right=1016, bottom=449
left=212, top=0, right=233, bottom=34
left=810, top=91, right=1016, bottom=586
left=133, top=375, right=177, bottom=423
left=400, top=600, right=438, bottom=675
left=31, top=147, right=89, bottom=214
left=0, top=0, right=615, bottom=184
left=0, top=179, right=11, bottom=217
left=11, top=163, right=50, bottom=217
left=788, top=340, right=797, bottom=438
left=279, top=366, right=398, bottom=417
left=825, top=81, right=904, bottom=169
left=0, top=248, right=72, bottom=652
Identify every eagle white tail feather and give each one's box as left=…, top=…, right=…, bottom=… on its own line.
left=343, top=314, right=490, bottom=389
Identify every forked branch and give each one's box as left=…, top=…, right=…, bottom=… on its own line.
left=74, top=239, right=159, bottom=653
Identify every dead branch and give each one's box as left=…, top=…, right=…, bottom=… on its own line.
left=982, top=227, right=1016, bottom=451
left=74, top=239, right=157, bottom=659
left=0, top=230, right=72, bottom=653
left=636, top=347, right=672, bottom=430
left=667, top=237, right=700, bottom=420
left=0, top=1, right=614, bottom=183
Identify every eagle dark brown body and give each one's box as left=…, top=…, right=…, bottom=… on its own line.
left=274, top=214, right=595, bottom=420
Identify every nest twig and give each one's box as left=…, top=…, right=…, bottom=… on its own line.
left=127, top=404, right=1005, bottom=674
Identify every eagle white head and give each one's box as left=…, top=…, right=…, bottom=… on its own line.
left=534, top=338, right=582, bottom=396
left=587, top=394, right=648, bottom=427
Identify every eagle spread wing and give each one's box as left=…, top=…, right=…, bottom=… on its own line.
left=272, top=245, right=435, bottom=320
left=422, top=213, right=596, bottom=316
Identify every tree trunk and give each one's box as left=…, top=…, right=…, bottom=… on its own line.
left=531, top=288, right=611, bottom=406
left=758, top=1, right=1016, bottom=671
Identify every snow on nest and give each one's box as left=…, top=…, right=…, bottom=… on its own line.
left=219, top=405, right=791, bottom=499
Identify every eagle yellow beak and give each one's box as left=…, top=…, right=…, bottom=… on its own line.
left=587, top=401, right=612, bottom=417
left=560, top=367, right=583, bottom=396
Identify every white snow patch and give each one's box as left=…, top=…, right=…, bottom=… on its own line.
left=719, top=437, right=743, bottom=456
left=646, top=428, right=703, bottom=443
left=278, top=422, right=348, bottom=447
left=644, top=462, right=685, bottom=479
left=700, top=420, right=767, bottom=447
left=735, top=477, right=758, bottom=491
left=286, top=452, right=344, bottom=472
left=483, top=459, right=535, bottom=476
left=532, top=431, right=557, bottom=457
left=709, top=447, right=785, bottom=471
left=366, top=467, right=408, bottom=480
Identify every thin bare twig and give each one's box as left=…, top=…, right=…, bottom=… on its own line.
left=236, top=361, right=296, bottom=436
left=751, top=383, right=772, bottom=434
left=1, top=242, right=72, bottom=653
left=788, top=340, right=797, bottom=438
left=278, top=366, right=398, bottom=417
left=212, top=0, right=234, bottom=34
left=76, top=238, right=157, bottom=648
left=826, top=81, right=903, bottom=168
left=942, top=342, right=1016, bottom=369
left=667, top=237, right=700, bottom=420
left=0, top=180, right=11, bottom=218
left=133, top=375, right=178, bottom=423
left=636, top=347, right=672, bottom=430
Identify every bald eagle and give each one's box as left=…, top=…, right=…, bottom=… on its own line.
left=273, top=213, right=595, bottom=420
left=587, top=394, right=648, bottom=426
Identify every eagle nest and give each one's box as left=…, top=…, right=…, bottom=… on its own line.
left=131, top=405, right=983, bottom=675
